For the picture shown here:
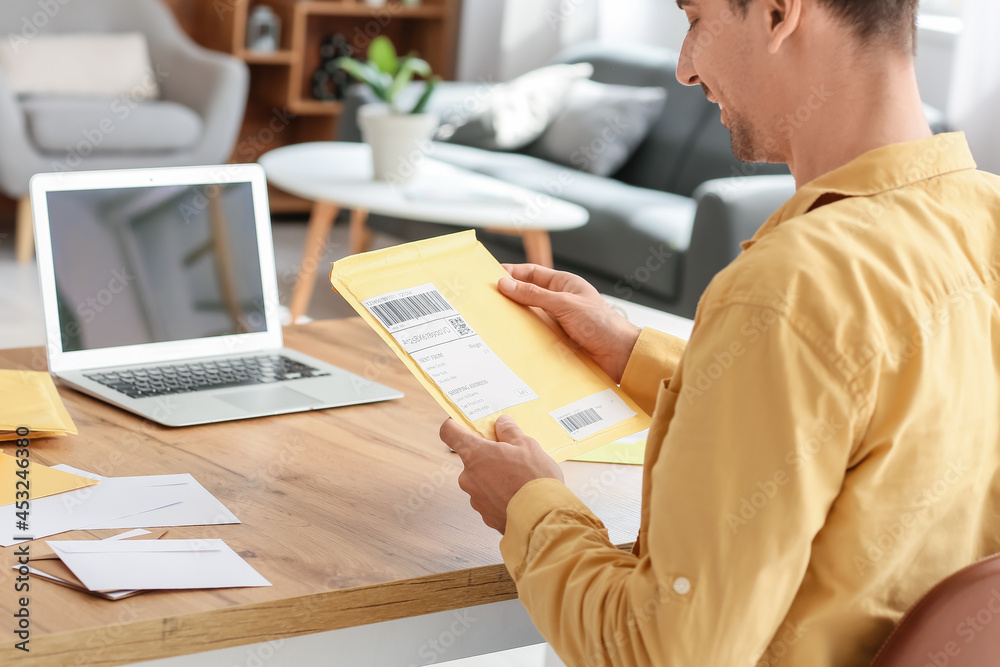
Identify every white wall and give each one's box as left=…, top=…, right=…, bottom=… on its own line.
left=915, top=15, right=962, bottom=112
left=457, top=0, right=960, bottom=119
left=597, top=0, right=687, bottom=53
left=455, top=0, right=504, bottom=82
left=456, top=0, right=600, bottom=82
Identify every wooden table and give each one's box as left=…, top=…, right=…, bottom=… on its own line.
left=0, top=319, right=641, bottom=666
left=258, top=143, right=590, bottom=322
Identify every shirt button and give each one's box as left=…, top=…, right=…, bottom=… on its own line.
left=673, top=577, right=691, bottom=595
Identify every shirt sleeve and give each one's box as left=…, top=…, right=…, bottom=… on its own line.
left=499, top=303, right=858, bottom=666
left=619, top=327, right=688, bottom=415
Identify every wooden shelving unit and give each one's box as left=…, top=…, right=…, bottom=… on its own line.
left=167, top=0, right=461, bottom=213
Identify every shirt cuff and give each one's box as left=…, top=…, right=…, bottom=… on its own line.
left=500, top=477, right=592, bottom=580
left=620, top=327, right=688, bottom=415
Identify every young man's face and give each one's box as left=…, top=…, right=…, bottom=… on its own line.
left=677, top=0, right=781, bottom=163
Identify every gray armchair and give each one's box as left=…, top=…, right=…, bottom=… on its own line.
left=0, top=0, right=249, bottom=261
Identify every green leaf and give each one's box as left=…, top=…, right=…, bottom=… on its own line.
left=387, top=57, right=419, bottom=106
left=411, top=76, right=440, bottom=114
left=335, top=58, right=391, bottom=102
left=367, top=36, right=398, bottom=75
left=402, top=57, right=432, bottom=78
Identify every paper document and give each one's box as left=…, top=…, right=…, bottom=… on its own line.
left=331, top=230, right=651, bottom=462
left=0, top=453, right=97, bottom=505
left=48, top=539, right=271, bottom=591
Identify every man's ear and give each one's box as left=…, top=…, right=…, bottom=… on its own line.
left=759, top=0, right=803, bottom=54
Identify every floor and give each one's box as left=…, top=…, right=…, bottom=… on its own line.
left=0, top=235, right=46, bottom=349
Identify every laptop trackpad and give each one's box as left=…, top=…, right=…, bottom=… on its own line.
left=216, top=386, right=315, bottom=413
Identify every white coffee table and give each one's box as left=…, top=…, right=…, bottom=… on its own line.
left=259, top=142, right=589, bottom=322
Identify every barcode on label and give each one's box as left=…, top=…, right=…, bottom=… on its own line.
left=558, top=408, right=604, bottom=434
left=369, top=291, right=452, bottom=327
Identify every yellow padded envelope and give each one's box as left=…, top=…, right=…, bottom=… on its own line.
left=0, top=370, right=78, bottom=440
left=330, top=230, right=651, bottom=462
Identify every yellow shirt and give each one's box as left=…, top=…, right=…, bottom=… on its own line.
left=499, top=133, right=1000, bottom=666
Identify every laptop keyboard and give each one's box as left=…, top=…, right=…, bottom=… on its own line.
left=84, top=354, right=330, bottom=399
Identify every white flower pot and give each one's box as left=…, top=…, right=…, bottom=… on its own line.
left=358, top=105, right=439, bottom=183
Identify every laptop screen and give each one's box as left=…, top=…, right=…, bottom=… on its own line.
left=47, top=182, right=268, bottom=353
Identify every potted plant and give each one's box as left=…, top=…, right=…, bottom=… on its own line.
left=336, top=36, right=440, bottom=182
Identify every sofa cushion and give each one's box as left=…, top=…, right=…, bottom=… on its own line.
left=555, top=42, right=789, bottom=196
left=22, top=98, right=202, bottom=153
left=0, top=33, right=160, bottom=100
left=429, top=142, right=695, bottom=300
left=524, top=79, right=666, bottom=177
left=441, top=63, right=594, bottom=151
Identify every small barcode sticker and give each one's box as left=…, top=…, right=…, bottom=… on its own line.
left=558, top=408, right=603, bottom=434
left=549, top=389, right=637, bottom=441
left=368, top=290, right=453, bottom=328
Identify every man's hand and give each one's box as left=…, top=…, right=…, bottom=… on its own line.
left=442, top=415, right=563, bottom=533
left=499, top=264, right=640, bottom=384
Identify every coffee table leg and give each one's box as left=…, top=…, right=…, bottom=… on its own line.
left=521, top=230, right=553, bottom=268
left=290, top=201, right=339, bottom=323
left=349, top=208, right=371, bottom=255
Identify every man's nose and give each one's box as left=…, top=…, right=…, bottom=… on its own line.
left=676, top=35, right=700, bottom=86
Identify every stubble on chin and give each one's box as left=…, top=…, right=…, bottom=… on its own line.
left=728, top=113, right=759, bottom=162
left=727, top=111, right=779, bottom=164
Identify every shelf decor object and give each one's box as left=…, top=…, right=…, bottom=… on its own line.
left=246, top=5, right=282, bottom=52
left=311, top=33, right=352, bottom=101
left=160, top=0, right=460, bottom=212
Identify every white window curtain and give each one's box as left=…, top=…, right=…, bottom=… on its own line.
left=457, top=0, right=690, bottom=83
left=948, top=0, right=1000, bottom=174
left=498, top=0, right=599, bottom=80
left=457, top=0, right=599, bottom=82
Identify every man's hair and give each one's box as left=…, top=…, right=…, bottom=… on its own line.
left=729, top=0, right=919, bottom=53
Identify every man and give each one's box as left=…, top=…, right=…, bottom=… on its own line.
left=440, top=0, right=1000, bottom=664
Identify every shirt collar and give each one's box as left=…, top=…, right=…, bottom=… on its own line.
left=740, top=132, right=978, bottom=251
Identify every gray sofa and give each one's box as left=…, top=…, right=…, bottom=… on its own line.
left=339, top=43, right=947, bottom=318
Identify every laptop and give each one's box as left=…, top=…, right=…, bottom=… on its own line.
left=30, top=164, right=403, bottom=427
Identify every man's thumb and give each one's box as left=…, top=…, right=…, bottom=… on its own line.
left=495, top=414, right=525, bottom=442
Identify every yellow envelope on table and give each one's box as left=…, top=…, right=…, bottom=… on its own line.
left=0, top=453, right=97, bottom=505
left=0, top=370, right=78, bottom=440
left=330, top=230, right=651, bottom=462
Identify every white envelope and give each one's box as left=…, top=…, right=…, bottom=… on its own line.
left=50, top=467, right=240, bottom=529
left=0, top=479, right=185, bottom=547
left=48, top=539, right=271, bottom=591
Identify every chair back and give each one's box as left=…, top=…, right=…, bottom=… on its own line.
left=870, top=552, right=1000, bottom=666
left=0, top=0, right=186, bottom=70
